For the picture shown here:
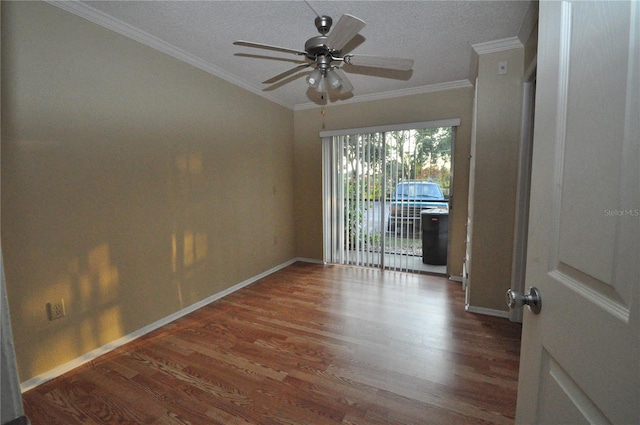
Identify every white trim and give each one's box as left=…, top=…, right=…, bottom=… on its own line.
left=319, top=118, right=462, bottom=138
left=321, top=136, right=333, bottom=265
left=44, top=1, right=473, bottom=111
left=510, top=64, right=536, bottom=324
left=44, top=0, right=290, bottom=110
left=524, top=55, right=538, bottom=83
left=472, top=36, right=524, bottom=55
left=465, top=304, right=510, bottom=319
left=295, top=257, right=325, bottom=265
left=517, top=0, right=540, bottom=48
left=295, top=80, right=473, bottom=111
left=2, top=253, right=26, bottom=420
left=449, top=275, right=463, bottom=283
left=20, top=258, right=297, bottom=392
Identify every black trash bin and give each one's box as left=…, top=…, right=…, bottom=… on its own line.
left=421, top=210, right=449, bottom=265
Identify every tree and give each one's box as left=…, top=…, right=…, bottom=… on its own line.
left=414, top=127, right=452, bottom=194
left=343, top=133, right=384, bottom=200
left=385, top=128, right=451, bottom=193
left=340, top=127, right=452, bottom=200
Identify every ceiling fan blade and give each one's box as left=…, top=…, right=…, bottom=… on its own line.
left=233, top=40, right=306, bottom=56
left=345, top=54, right=414, bottom=71
left=263, top=64, right=312, bottom=84
left=235, top=53, right=308, bottom=65
left=334, top=68, right=354, bottom=93
left=326, top=14, right=366, bottom=51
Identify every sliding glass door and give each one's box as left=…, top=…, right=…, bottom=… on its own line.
left=322, top=120, right=458, bottom=274
left=325, top=132, right=385, bottom=268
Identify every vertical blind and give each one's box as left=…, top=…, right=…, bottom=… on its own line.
left=322, top=119, right=459, bottom=273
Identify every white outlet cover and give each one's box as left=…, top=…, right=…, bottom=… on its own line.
left=498, top=61, right=508, bottom=75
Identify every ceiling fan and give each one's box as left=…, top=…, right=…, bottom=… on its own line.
left=233, top=14, right=414, bottom=94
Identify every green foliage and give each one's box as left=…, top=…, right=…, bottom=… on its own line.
left=344, top=178, right=382, bottom=201
left=385, top=128, right=452, bottom=191
left=337, top=127, right=452, bottom=254
left=343, top=133, right=384, bottom=187
left=343, top=200, right=382, bottom=251
left=342, top=127, right=452, bottom=200
left=419, top=165, right=451, bottom=195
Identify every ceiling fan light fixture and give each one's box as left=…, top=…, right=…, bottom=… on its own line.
left=317, top=75, right=327, bottom=93
left=306, top=68, right=323, bottom=88
left=326, top=69, right=342, bottom=89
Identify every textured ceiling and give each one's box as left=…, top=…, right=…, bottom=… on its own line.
left=54, top=1, right=535, bottom=109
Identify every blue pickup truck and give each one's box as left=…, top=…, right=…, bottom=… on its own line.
left=387, top=181, right=448, bottom=232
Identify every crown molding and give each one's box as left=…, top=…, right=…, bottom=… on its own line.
left=45, top=0, right=291, bottom=109
left=45, top=1, right=476, bottom=112
left=294, top=80, right=473, bottom=111
left=471, top=36, right=524, bottom=55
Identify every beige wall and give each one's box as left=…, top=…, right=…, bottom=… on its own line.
left=293, top=87, right=474, bottom=279
left=1, top=1, right=295, bottom=382
left=467, top=47, right=525, bottom=312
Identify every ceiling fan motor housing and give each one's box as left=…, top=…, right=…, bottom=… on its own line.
left=304, top=35, right=331, bottom=60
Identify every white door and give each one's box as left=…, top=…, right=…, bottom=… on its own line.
left=515, top=1, right=639, bottom=424
left=464, top=79, right=478, bottom=294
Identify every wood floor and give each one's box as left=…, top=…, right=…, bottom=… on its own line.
left=22, top=262, right=522, bottom=425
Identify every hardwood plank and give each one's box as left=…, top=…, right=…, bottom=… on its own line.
left=23, top=263, right=521, bottom=424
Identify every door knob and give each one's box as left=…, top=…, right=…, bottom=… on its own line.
left=506, top=287, right=542, bottom=314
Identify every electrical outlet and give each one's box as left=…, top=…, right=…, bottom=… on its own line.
left=47, top=299, right=65, bottom=321
left=498, top=60, right=508, bottom=75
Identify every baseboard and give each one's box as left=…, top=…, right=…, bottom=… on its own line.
left=20, top=258, right=298, bottom=392
left=3, top=416, right=30, bottom=425
left=465, top=304, right=510, bottom=319
left=295, top=257, right=325, bottom=265
left=449, top=275, right=463, bottom=283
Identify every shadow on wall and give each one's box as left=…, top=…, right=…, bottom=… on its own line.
left=40, top=243, right=123, bottom=356
left=169, top=151, right=210, bottom=307
left=4, top=143, right=216, bottom=381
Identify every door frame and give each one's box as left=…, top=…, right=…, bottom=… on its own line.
left=0, top=1, right=28, bottom=418
left=509, top=57, right=537, bottom=323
